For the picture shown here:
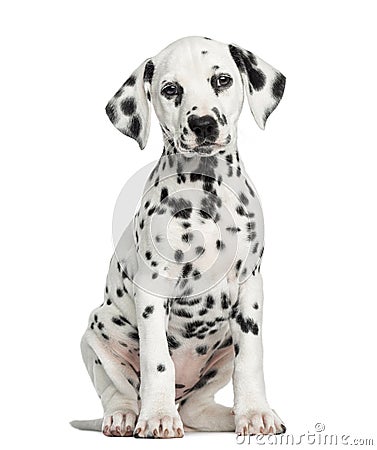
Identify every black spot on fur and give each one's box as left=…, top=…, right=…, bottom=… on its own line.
left=123, top=75, right=136, bottom=87
left=128, top=331, right=139, bottom=341
left=172, top=308, right=193, bottom=318
left=192, top=369, right=217, bottom=390
left=247, top=221, right=256, bottom=231
left=226, top=226, right=241, bottom=233
left=196, top=345, right=208, bottom=355
left=129, top=115, right=141, bottom=138
left=236, top=313, right=259, bottom=335
left=143, top=60, right=155, bottom=83
left=182, top=232, right=193, bottom=243
left=234, top=343, right=240, bottom=356
left=182, top=263, right=193, bottom=278
left=168, top=197, right=193, bottom=219
left=206, top=295, right=215, bottom=309
left=229, top=44, right=244, bottom=71
left=195, top=246, right=205, bottom=256
left=167, top=334, right=181, bottom=350
left=112, top=316, right=126, bottom=326
left=272, top=72, right=286, bottom=101
left=175, top=83, right=184, bottom=107
left=248, top=231, right=257, bottom=241
left=175, top=383, right=185, bottom=389
left=120, top=97, right=136, bottom=116
left=142, top=305, right=154, bottom=319
left=236, top=205, right=247, bottom=216
left=105, top=101, right=118, bottom=124
left=216, top=240, right=225, bottom=250
left=174, top=249, right=184, bottom=262
left=239, top=192, right=249, bottom=206
left=229, top=45, right=265, bottom=92
left=148, top=205, right=156, bottom=216
left=145, top=251, right=152, bottom=260
left=192, top=269, right=201, bottom=280
left=116, top=288, right=123, bottom=297
left=221, top=292, right=229, bottom=309
left=157, top=364, right=166, bottom=372
left=160, top=187, right=169, bottom=202
left=253, top=302, right=259, bottom=310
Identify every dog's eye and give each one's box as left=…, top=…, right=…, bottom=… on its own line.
left=216, top=74, right=232, bottom=88
left=161, top=84, right=178, bottom=96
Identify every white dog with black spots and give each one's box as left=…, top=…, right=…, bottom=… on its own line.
left=70, top=36, right=286, bottom=438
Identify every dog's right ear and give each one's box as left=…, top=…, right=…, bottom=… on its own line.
left=105, top=59, right=154, bottom=149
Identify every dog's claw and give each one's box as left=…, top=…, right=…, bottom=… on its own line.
left=235, top=409, right=285, bottom=436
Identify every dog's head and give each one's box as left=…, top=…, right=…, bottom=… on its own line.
left=106, top=37, right=285, bottom=155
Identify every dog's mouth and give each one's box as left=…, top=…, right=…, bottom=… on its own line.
left=180, top=138, right=231, bottom=155
left=194, top=142, right=221, bottom=154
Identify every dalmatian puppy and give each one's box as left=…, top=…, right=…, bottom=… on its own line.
left=70, top=36, right=286, bottom=438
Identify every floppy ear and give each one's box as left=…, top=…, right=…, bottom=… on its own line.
left=229, top=44, right=286, bottom=129
left=105, top=59, right=154, bottom=149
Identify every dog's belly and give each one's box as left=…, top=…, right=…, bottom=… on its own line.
left=170, top=328, right=233, bottom=401
left=166, top=295, right=234, bottom=400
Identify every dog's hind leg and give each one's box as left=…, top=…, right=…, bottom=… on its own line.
left=178, top=353, right=235, bottom=432
left=70, top=331, right=139, bottom=436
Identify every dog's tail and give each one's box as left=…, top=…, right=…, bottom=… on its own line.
left=70, top=418, right=102, bottom=432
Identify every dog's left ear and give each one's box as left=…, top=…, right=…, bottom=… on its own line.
left=229, top=44, right=286, bottom=129
left=105, top=59, right=155, bottom=149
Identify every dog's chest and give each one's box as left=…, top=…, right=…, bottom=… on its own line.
left=135, top=152, right=264, bottom=292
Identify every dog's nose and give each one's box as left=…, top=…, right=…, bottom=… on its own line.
left=188, top=115, right=219, bottom=142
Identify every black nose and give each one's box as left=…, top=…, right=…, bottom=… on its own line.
left=188, top=115, right=219, bottom=142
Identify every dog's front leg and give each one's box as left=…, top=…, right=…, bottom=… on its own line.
left=230, top=272, right=286, bottom=435
left=133, top=275, right=183, bottom=438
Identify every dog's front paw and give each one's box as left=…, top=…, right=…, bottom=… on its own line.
left=234, top=407, right=286, bottom=436
left=134, top=411, right=184, bottom=438
left=102, top=410, right=137, bottom=437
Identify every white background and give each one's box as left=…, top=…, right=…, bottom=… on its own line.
left=1, top=1, right=376, bottom=448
